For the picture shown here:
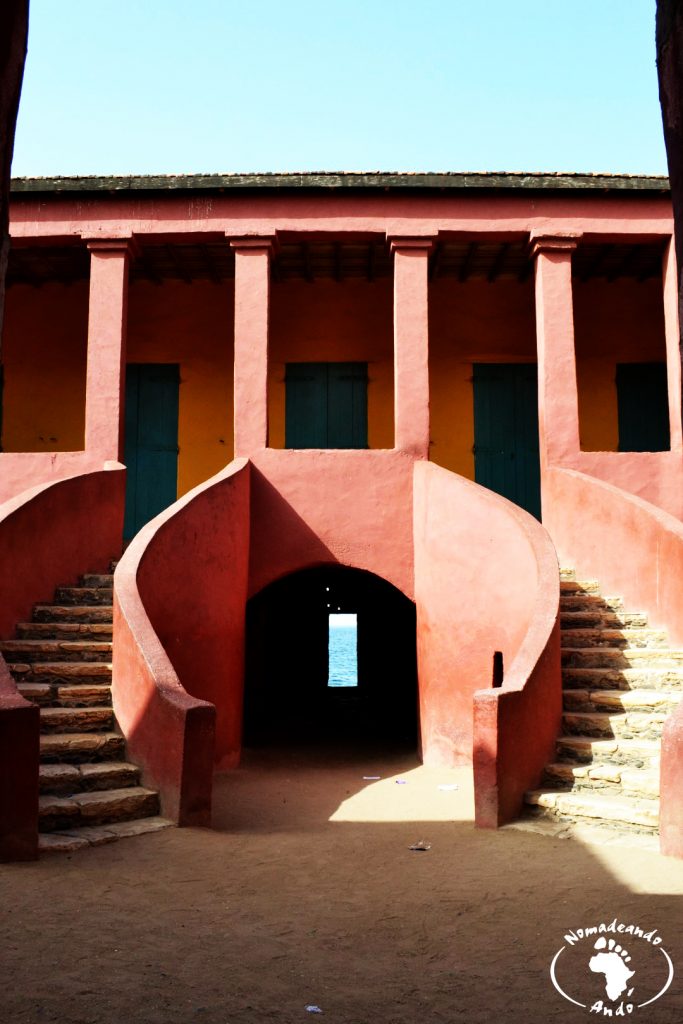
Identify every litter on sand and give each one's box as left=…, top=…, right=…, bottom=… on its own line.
left=395, top=779, right=408, bottom=785
left=437, top=784, right=459, bottom=791
left=362, top=776, right=381, bottom=781
left=409, top=840, right=432, bottom=852
left=305, top=1006, right=323, bottom=1014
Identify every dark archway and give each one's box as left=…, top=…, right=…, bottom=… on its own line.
left=244, top=566, right=418, bottom=750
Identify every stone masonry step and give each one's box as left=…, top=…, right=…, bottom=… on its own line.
left=560, top=595, right=624, bottom=612
left=559, top=628, right=668, bottom=649
left=16, top=621, right=113, bottom=640
left=32, top=605, right=113, bottom=624
left=556, top=734, right=660, bottom=766
left=40, top=706, right=115, bottom=734
left=525, top=788, right=659, bottom=831
left=53, top=587, right=113, bottom=606
left=562, top=710, right=667, bottom=740
left=560, top=580, right=601, bottom=595
left=560, top=611, right=648, bottom=629
left=80, top=574, right=114, bottom=588
left=0, top=639, right=112, bottom=663
left=562, top=666, right=683, bottom=691
left=562, top=688, right=683, bottom=714
left=39, top=761, right=141, bottom=796
left=39, top=816, right=172, bottom=854
left=561, top=647, right=683, bottom=669
left=7, top=661, right=112, bottom=684
left=40, top=731, right=125, bottom=763
left=17, top=683, right=112, bottom=707
left=542, top=761, right=660, bottom=798
left=39, top=786, right=159, bottom=832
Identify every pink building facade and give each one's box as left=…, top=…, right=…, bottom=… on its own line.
left=1, top=172, right=682, bottom=859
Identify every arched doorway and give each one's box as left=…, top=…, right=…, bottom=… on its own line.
left=244, top=566, right=418, bottom=750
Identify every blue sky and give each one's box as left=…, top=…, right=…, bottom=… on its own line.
left=12, top=0, right=667, bottom=177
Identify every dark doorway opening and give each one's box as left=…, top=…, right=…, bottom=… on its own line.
left=244, top=566, right=418, bottom=750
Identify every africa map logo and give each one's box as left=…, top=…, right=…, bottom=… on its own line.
left=550, top=919, right=674, bottom=1015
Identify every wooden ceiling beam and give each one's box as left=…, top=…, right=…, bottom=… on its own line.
left=579, top=244, right=613, bottom=282
left=199, top=245, right=223, bottom=285
left=458, top=242, right=478, bottom=283
left=164, top=245, right=192, bottom=284
left=487, top=242, right=510, bottom=283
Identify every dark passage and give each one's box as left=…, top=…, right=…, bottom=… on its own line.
left=244, top=566, right=418, bottom=749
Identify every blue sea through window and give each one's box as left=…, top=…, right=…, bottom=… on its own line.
left=327, top=613, right=358, bottom=687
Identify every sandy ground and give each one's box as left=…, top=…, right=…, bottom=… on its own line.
left=2, top=743, right=683, bottom=1024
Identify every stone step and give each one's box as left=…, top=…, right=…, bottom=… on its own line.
left=39, top=786, right=160, bottom=832
left=559, top=628, right=668, bottom=649
left=562, top=666, right=683, bottom=691
left=40, top=731, right=125, bottom=763
left=39, top=761, right=140, bottom=795
left=562, top=647, right=683, bottom=669
left=33, top=605, right=113, bottom=624
left=53, top=586, right=113, bottom=606
left=0, top=639, right=112, bottom=663
left=560, top=580, right=601, bottom=595
left=559, top=568, right=576, bottom=581
left=562, top=710, right=667, bottom=740
left=39, top=816, right=172, bottom=853
left=542, top=762, right=660, bottom=798
left=40, top=706, right=115, bottom=734
left=560, top=611, right=648, bottom=629
left=7, top=661, right=112, bottom=684
left=502, top=815, right=660, bottom=851
left=17, top=683, right=112, bottom=707
left=562, top=688, right=683, bottom=714
left=16, top=621, right=113, bottom=640
left=559, top=595, right=624, bottom=612
left=525, top=788, right=659, bottom=831
left=556, top=735, right=660, bottom=766
left=80, top=574, right=114, bottom=588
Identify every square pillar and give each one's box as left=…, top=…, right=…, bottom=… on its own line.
left=390, top=237, right=433, bottom=458
left=85, top=239, right=132, bottom=461
left=662, top=236, right=683, bottom=453
left=230, top=237, right=274, bottom=456
left=530, top=234, right=580, bottom=467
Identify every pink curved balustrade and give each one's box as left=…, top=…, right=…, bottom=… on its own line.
left=0, top=465, right=125, bottom=860
left=543, top=465, right=683, bottom=857
left=413, top=462, right=562, bottom=826
left=112, top=458, right=250, bottom=825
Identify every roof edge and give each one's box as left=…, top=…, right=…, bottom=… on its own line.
left=9, top=170, right=671, bottom=195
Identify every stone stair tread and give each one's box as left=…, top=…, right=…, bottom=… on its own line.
left=525, top=788, right=659, bottom=828
left=54, top=587, right=113, bottom=605
left=556, top=734, right=660, bottom=758
left=39, top=817, right=172, bottom=853
left=562, top=687, right=682, bottom=709
left=16, top=622, right=113, bottom=639
left=39, top=760, right=140, bottom=794
left=501, top=817, right=660, bottom=851
left=33, top=605, right=113, bottom=622
left=560, top=611, right=647, bottom=628
left=543, top=761, right=659, bottom=795
left=561, top=667, right=683, bottom=690
left=39, top=786, right=159, bottom=827
left=559, top=628, right=668, bottom=648
left=560, top=580, right=601, bottom=593
left=0, top=639, right=112, bottom=655
left=560, top=595, right=624, bottom=610
left=8, top=661, right=113, bottom=679
left=39, top=731, right=124, bottom=761
left=39, top=706, right=114, bottom=733
left=80, top=574, right=114, bottom=587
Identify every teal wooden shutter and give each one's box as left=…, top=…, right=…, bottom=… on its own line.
left=473, top=363, right=541, bottom=520
left=285, top=362, right=368, bottom=449
left=124, top=363, right=180, bottom=540
left=616, top=363, right=670, bottom=452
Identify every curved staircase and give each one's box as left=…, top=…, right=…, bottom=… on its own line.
left=0, top=568, right=171, bottom=853
left=518, top=569, right=682, bottom=849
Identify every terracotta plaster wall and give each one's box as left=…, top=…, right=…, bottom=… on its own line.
left=127, top=279, right=235, bottom=495
left=1, top=281, right=88, bottom=452
left=268, top=278, right=394, bottom=448
left=428, top=278, right=536, bottom=477
left=413, top=461, right=560, bottom=771
left=573, top=277, right=667, bottom=452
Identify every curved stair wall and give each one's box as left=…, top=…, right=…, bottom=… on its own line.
left=543, top=466, right=683, bottom=857
left=413, top=462, right=561, bottom=826
left=0, top=464, right=125, bottom=860
left=112, top=458, right=250, bottom=826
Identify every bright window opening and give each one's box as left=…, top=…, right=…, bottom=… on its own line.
left=328, top=613, right=358, bottom=687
